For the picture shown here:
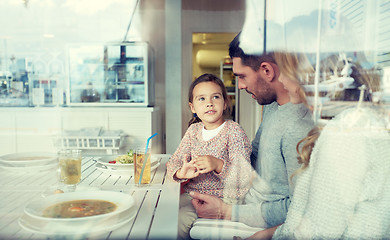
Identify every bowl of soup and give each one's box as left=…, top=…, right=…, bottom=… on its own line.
left=22, top=191, right=135, bottom=234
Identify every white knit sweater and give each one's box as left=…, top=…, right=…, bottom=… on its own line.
left=273, top=107, right=390, bottom=239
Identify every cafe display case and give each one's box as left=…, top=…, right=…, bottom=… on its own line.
left=66, top=41, right=154, bottom=106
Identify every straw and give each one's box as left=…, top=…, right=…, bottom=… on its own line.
left=138, top=133, right=158, bottom=184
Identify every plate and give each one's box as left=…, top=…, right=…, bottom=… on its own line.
left=0, top=152, right=57, bottom=167
left=97, top=155, right=134, bottom=169
left=97, top=155, right=159, bottom=170
left=95, top=161, right=161, bottom=176
left=0, top=162, right=58, bottom=172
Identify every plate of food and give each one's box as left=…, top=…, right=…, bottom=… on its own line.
left=0, top=152, right=57, bottom=167
left=20, top=190, right=136, bottom=235
left=96, top=150, right=160, bottom=169
left=96, top=150, right=135, bottom=169
left=95, top=159, right=160, bottom=176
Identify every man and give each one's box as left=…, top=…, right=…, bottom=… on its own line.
left=189, top=33, right=315, bottom=229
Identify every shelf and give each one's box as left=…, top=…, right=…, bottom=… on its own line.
left=67, top=42, right=153, bottom=107
left=226, top=86, right=235, bottom=92
left=222, top=65, right=233, bottom=70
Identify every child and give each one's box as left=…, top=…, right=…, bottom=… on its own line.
left=166, top=73, right=253, bottom=239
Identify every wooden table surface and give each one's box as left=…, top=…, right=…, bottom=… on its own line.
left=0, top=154, right=179, bottom=240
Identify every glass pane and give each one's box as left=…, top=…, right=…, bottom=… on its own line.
left=261, top=0, right=390, bottom=121
left=67, top=43, right=147, bottom=105
left=0, top=1, right=140, bottom=107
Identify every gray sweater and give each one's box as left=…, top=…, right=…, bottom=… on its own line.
left=231, top=102, right=315, bottom=228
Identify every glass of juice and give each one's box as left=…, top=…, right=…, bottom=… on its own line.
left=58, top=149, right=82, bottom=191
left=134, top=148, right=151, bottom=185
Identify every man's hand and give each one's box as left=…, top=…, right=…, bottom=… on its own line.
left=175, top=159, right=199, bottom=179
left=193, top=155, right=224, bottom=174
left=190, top=191, right=232, bottom=220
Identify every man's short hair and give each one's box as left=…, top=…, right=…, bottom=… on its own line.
left=229, top=33, right=276, bottom=72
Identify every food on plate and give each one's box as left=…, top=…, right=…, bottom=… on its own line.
left=109, top=150, right=134, bottom=164
left=42, top=199, right=117, bottom=218
left=54, top=189, right=64, bottom=194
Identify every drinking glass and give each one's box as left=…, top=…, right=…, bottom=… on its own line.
left=58, top=149, right=82, bottom=192
left=134, top=148, right=151, bottom=185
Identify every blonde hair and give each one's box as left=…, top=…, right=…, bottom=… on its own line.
left=290, top=127, right=321, bottom=180
left=273, top=51, right=315, bottom=108
left=277, top=51, right=383, bottom=180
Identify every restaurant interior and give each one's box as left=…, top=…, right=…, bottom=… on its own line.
left=0, top=0, right=389, bottom=239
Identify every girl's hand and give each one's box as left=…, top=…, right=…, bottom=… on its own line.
left=175, top=158, right=199, bottom=179
left=193, top=155, right=224, bottom=174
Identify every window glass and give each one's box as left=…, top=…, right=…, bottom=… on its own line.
left=242, top=0, right=390, bottom=121
left=0, top=0, right=140, bottom=106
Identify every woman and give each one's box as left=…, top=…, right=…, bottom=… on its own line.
left=247, top=52, right=390, bottom=239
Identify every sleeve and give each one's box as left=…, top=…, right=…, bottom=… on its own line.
left=220, top=122, right=253, bottom=199
left=166, top=125, right=194, bottom=183
left=250, top=124, right=262, bottom=170
left=234, top=118, right=314, bottom=228
left=231, top=199, right=289, bottom=228
left=281, top=118, right=314, bottom=193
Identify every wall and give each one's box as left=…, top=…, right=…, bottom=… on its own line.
left=138, top=0, right=167, bottom=152
left=0, top=107, right=162, bottom=156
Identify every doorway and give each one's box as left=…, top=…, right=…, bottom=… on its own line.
left=192, top=32, right=237, bottom=120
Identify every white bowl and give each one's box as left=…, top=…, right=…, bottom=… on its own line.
left=21, top=191, right=136, bottom=235
left=24, top=191, right=134, bottom=222
left=19, top=211, right=134, bottom=236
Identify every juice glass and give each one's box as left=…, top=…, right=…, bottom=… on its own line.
left=134, top=148, right=151, bottom=185
left=58, top=149, right=82, bottom=191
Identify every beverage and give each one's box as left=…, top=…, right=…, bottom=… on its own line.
left=58, top=150, right=82, bottom=186
left=134, top=149, right=151, bottom=184
left=59, top=158, right=82, bottom=184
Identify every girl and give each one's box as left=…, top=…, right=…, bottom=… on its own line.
left=166, top=73, right=253, bottom=239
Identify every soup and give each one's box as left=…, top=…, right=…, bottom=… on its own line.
left=43, top=199, right=117, bottom=218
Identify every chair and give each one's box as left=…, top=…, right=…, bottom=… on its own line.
left=190, top=218, right=263, bottom=240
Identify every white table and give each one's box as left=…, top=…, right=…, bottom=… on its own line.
left=0, top=154, right=179, bottom=240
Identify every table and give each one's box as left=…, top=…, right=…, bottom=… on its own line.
left=0, top=154, right=179, bottom=240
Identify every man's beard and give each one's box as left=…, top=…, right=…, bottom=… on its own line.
left=252, top=76, right=277, bottom=105
left=256, top=93, right=276, bottom=105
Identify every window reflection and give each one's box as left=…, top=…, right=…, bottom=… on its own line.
left=241, top=0, right=390, bottom=121
left=0, top=0, right=140, bottom=106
